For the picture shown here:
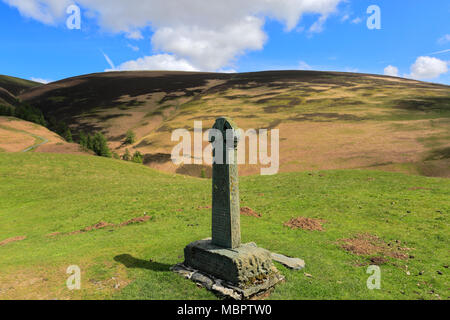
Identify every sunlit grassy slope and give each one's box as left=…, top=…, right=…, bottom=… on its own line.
left=20, top=71, right=450, bottom=178
left=0, top=153, right=448, bottom=300
left=0, top=116, right=87, bottom=155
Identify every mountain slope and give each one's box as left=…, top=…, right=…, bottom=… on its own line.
left=0, top=75, right=41, bottom=107
left=0, top=116, right=88, bottom=154
left=19, top=70, right=450, bottom=177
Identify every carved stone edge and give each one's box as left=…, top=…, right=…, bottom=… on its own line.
left=171, top=263, right=285, bottom=300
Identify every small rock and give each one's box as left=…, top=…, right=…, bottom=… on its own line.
left=419, top=271, right=425, bottom=275
left=304, top=273, right=313, bottom=278
left=212, top=284, right=241, bottom=300
left=191, top=272, right=214, bottom=290
left=171, top=264, right=194, bottom=279
left=406, top=271, right=411, bottom=276
left=114, top=284, right=120, bottom=289
left=271, top=252, right=305, bottom=270
left=444, top=265, right=448, bottom=269
left=437, top=270, right=443, bottom=275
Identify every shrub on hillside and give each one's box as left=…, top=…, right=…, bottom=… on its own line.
left=0, top=105, right=14, bottom=116
left=125, top=129, right=136, bottom=145
left=63, top=128, right=73, bottom=142
left=0, top=103, right=46, bottom=126
left=132, top=151, right=143, bottom=164
left=79, top=131, right=88, bottom=149
left=77, top=130, right=112, bottom=158
left=92, top=132, right=112, bottom=158
left=122, top=149, right=131, bottom=161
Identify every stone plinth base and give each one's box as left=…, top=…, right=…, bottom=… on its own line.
left=178, top=239, right=284, bottom=299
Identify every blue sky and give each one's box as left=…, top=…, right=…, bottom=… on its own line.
left=0, top=0, right=449, bottom=84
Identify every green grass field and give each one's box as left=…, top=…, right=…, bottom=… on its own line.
left=0, top=153, right=448, bottom=300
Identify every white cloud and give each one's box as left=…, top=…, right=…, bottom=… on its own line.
left=4, top=0, right=344, bottom=71
left=438, top=34, right=450, bottom=45
left=151, top=17, right=267, bottom=71
left=384, top=65, right=399, bottom=77
left=343, top=67, right=358, bottom=73
left=3, top=0, right=69, bottom=24
left=127, top=44, right=139, bottom=52
left=308, top=15, right=328, bottom=34
left=340, top=14, right=349, bottom=22
left=218, top=69, right=238, bottom=74
left=102, top=52, right=115, bottom=70
left=126, top=30, right=144, bottom=40
left=298, top=60, right=312, bottom=70
left=30, top=77, right=52, bottom=84
left=429, top=49, right=450, bottom=55
left=351, top=17, right=362, bottom=24
left=409, top=56, right=448, bottom=80
left=108, top=54, right=198, bottom=72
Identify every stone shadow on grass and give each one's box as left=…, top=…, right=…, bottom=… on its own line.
left=114, top=254, right=172, bottom=272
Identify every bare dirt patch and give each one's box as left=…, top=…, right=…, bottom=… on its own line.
left=338, top=233, right=411, bottom=260
left=82, top=221, right=114, bottom=232
left=0, top=236, right=26, bottom=246
left=48, top=216, right=152, bottom=237
left=119, top=216, right=151, bottom=226
left=240, top=207, right=262, bottom=218
left=370, top=256, right=390, bottom=265
left=284, top=217, right=326, bottom=231
left=408, top=187, right=432, bottom=191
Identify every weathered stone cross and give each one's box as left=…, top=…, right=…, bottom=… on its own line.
left=209, top=117, right=241, bottom=249
left=180, top=117, right=283, bottom=299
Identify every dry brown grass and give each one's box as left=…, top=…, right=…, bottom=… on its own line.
left=338, top=233, right=412, bottom=260
left=0, top=236, right=26, bottom=246
left=0, top=117, right=89, bottom=155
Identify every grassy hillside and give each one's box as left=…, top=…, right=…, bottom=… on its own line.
left=19, top=71, right=450, bottom=178
left=0, top=153, right=448, bottom=300
left=0, top=75, right=40, bottom=107
left=0, top=116, right=87, bottom=154
left=0, top=75, right=41, bottom=96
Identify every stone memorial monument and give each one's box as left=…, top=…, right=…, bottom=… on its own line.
left=174, top=117, right=284, bottom=299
